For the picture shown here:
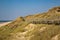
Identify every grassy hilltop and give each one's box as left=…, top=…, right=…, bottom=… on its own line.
left=0, top=6, right=60, bottom=40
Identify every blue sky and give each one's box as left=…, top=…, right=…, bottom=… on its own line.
left=0, top=0, right=60, bottom=20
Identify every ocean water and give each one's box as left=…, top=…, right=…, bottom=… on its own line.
left=0, top=20, right=12, bottom=24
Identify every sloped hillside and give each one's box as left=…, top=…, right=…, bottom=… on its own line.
left=0, top=6, right=60, bottom=40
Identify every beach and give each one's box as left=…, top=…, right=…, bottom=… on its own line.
left=0, top=22, right=11, bottom=27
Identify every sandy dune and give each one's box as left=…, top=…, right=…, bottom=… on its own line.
left=0, top=22, right=11, bottom=27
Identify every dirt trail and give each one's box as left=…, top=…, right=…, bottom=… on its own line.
left=0, top=22, right=11, bottom=27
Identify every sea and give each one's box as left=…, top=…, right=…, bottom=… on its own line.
left=0, top=20, right=12, bottom=24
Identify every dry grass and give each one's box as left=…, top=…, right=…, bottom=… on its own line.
left=0, top=6, right=60, bottom=40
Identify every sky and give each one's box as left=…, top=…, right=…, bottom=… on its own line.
left=0, top=0, right=60, bottom=20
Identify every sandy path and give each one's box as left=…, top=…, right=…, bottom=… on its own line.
left=0, top=22, right=11, bottom=27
